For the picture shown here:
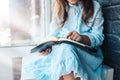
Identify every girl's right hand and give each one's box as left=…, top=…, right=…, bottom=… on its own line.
left=38, top=48, right=51, bottom=56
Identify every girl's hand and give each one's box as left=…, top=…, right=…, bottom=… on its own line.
left=66, top=31, right=83, bottom=42
left=38, top=48, right=51, bottom=56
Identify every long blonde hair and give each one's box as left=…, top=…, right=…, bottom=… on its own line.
left=53, top=0, right=94, bottom=27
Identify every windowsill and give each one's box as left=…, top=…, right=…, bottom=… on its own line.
left=0, top=44, right=36, bottom=48
left=0, top=38, right=44, bottom=48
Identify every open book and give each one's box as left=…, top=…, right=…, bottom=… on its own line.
left=31, top=36, right=97, bottom=53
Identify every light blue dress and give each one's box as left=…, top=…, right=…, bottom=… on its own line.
left=21, top=1, right=106, bottom=80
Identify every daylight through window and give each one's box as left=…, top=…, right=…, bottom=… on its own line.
left=0, top=0, right=51, bottom=47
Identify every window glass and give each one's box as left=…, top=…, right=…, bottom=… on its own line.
left=0, top=0, right=51, bottom=47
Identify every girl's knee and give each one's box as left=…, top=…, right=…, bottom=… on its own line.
left=62, top=71, right=80, bottom=80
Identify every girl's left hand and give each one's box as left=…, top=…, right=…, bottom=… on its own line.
left=66, top=31, right=83, bottom=42
left=38, top=48, right=51, bottom=56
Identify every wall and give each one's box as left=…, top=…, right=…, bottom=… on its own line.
left=97, top=0, right=120, bottom=80
left=0, top=46, right=34, bottom=80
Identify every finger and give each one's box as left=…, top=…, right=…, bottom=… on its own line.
left=69, top=32, right=77, bottom=40
left=76, top=35, right=83, bottom=42
left=45, top=48, right=50, bottom=53
left=39, top=51, right=48, bottom=56
left=39, top=48, right=50, bottom=56
left=39, top=51, right=46, bottom=56
left=72, top=36, right=77, bottom=41
left=66, top=31, right=73, bottom=38
left=72, top=32, right=81, bottom=41
left=75, top=37, right=81, bottom=42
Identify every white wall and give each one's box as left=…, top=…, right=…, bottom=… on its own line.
left=0, top=46, right=35, bottom=80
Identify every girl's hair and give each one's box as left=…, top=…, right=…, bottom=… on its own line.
left=53, top=0, right=94, bottom=27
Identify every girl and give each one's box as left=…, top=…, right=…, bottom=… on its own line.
left=22, top=0, right=106, bottom=80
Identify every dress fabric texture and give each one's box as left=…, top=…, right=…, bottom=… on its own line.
left=21, top=1, right=106, bottom=80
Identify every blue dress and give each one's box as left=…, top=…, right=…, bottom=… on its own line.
left=21, top=1, right=106, bottom=80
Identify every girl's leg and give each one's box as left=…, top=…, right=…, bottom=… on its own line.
left=63, top=71, right=80, bottom=80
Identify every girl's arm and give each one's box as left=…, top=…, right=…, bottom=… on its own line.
left=67, top=1, right=104, bottom=48
left=82, top=1, right=104, bottom=48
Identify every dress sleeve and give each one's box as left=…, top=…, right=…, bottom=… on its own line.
left=83, top=1, right=104, bottom=48
left=47, top=19, right=60, bottom=38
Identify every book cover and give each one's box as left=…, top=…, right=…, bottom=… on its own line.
left=31, top=36, right=97, bottom=53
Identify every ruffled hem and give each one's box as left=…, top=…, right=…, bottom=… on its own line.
left=51, top=57, right=88, bottom=80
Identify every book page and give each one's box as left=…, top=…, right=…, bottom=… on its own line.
left=38, top=36, right=58, bottom=45
left=58, top=38, right=87, bottom=47
left=58, top=38, right=96, bottom=52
